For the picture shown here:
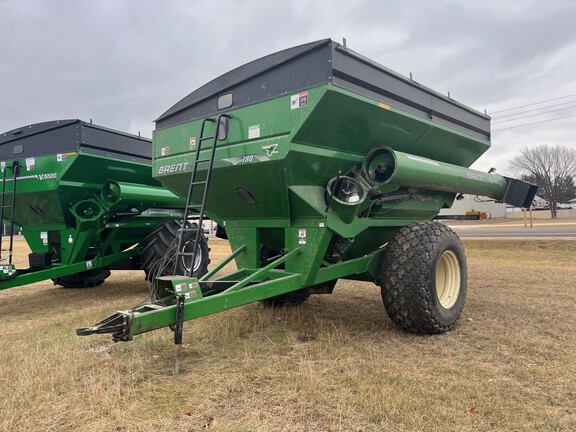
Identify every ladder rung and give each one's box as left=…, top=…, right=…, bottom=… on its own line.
left=172, top=116, right=223, bottom=277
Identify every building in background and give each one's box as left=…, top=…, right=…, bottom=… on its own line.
left=438, top=195, right=506, bottom=219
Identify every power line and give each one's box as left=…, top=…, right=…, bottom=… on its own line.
left=491, top=100, right=576, bottom=120
left=490, top=93, right=576, bottom=115
left=492, top=114, right=576, bottom=132
left=492, top=105, right=576, bottom=125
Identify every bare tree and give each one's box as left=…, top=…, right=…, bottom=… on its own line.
left=510, top=144, right=576, bottom=218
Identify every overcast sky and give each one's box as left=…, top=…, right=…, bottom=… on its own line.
left=1, top=0, right=575, bottom=174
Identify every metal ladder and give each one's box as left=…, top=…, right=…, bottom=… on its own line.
left=174, top=114, right=231, bottom=277
left=0, top=161, right=21, bottom=264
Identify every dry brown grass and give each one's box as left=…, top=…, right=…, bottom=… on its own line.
left=1, top=238, right=575, bottom=431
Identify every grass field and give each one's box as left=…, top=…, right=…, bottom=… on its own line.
left=0, top=238, right=575, bottom=431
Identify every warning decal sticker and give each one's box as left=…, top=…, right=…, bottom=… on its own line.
left=298, top=228, right=307, bottom=245
left=248, top=124, right=261, bottom=139
left=291, top=92, right=308, bottom=110
left=26, top=158, right=35, bottom=171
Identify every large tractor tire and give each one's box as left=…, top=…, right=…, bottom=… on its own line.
left=380, top=221, right=467, bottom=334
left=140, top=220, right=210, bottom=281
left=53, top=268, right=111, bottom=289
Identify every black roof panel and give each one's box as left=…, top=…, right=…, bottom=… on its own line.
left=0, top=119, right=152, bottom=163
left=155, top=38, right=490, bottom=141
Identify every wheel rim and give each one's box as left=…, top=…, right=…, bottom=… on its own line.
left=435, top=250, right=461, bottom=309
left=181, top=240, right=202, bottom=274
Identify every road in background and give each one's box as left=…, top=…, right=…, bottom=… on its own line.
left=443, top=218, right=576, bottom=238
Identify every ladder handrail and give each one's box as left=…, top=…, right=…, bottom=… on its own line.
left=0, top=161, right=20, bottom=264
left=175, top=114, right=231, bottom=277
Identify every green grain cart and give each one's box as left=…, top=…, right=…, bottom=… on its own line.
left=79, top=40, right=537, bottom=347
left=0, top=119, right=209, bottom=291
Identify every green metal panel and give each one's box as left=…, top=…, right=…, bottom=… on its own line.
left=291, top=86, right=489, bottom=167
left=151, top=85, right=494, bottom=243
left=225, top=227, right=260, bottom=269
left=284, top=225, right=332, bottom=286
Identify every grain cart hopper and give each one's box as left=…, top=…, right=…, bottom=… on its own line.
left=0, top=119, right=209, bottom=291
left=79, top=39, right=537, bottom=348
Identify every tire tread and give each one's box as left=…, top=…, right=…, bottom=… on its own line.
left=380, top=221, right=467, bottom=334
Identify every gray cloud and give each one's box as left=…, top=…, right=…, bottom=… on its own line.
left=1, top=0, right=575, bottom=175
